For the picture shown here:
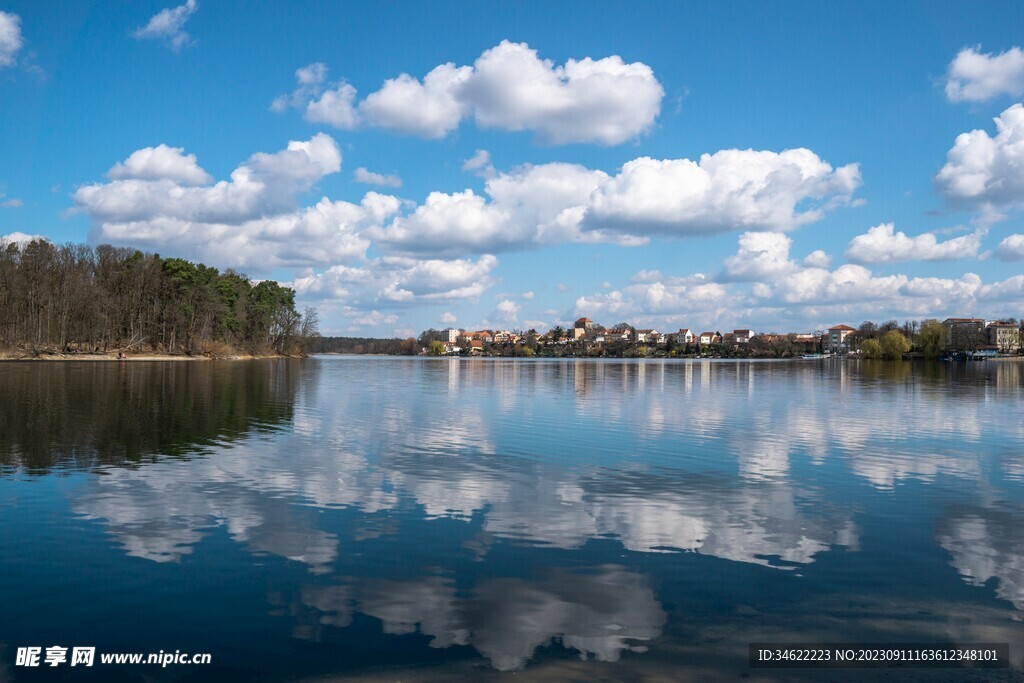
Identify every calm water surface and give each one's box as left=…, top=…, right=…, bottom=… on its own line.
left=1, top=357, right=1023, bottom=681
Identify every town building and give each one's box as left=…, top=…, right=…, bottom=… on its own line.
left=699, top=331, right=722, bottom=345
left=826, top=324, right=856, bottom=353
left=987, top=322, right=1021, bottom=353
left=635, top=329, right=656, bottom=343
left=733, top=329, right=756, bottom=344
left=942, top=318, right=986, bottom=351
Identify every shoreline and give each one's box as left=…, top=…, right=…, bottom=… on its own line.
left=0, top=352, right=302, bottom=362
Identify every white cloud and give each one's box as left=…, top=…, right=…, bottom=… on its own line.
left=108, top=144, right=213, bottom=185
left=272, top=63, right=359, bottom=130
left=133, top=0, right=198, bottom=52
left=439, top=312, right=457, bottom=324
left=722, top=232, right=799, bottom=281
left=354, top=167, right=402, bottom=188
left=995, top=234, right=1024, bottom=261
left=583, top=149, right=861, bottom=237
left=306, top=83, right=361, bottom=129
left=520, top=291, right=534, bottom=300
left=802, top=249, right=831, bottom=268
left=359, top=63, right=472, bottom=138
left=578, top=232, right=1024, bottom=330
left=0, top=11, right=23, bottom=68
left=935, top=104, right=1024, bottom=218
left=76, top=133, right=341, bottom=226
left=372, top=145, right=857, bottom=257
left=370, top=162, right=616, bottom=256
left=74, top=134, right=396, bottom=269
left=0, top=231, right=44, bottom=245
left=0, top=194, right=22, bottom=208
left=460, top=40, right=663, bottom=145
left=946, top=46, right=1024, bottom=103
left=574, top=277, right=731, bottom=327
left=462, top=149, right=494, bottom=178
left=346, top=309, right=399, bottom=328
left=490, top=299, right=521, bottom=324
left=844, top=222, right=982, bottom=263
left=291, top=254, right=499, bottom=306
left=274, top=41, right=664, bottom=145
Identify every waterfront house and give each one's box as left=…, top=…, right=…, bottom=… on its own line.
left=676, top=328, right=694, bottom=344
left=826, top=324, right=856, bottom=353
left=699, top=331, right=722, bottom=345
left=942, top=318, right=985, bottom=351
left=635, top=329, right=656, bottom=343
left=574, top=317, right=595, bottom=331
left=733, top=329, right=755, bottom=344
left=987, top=322, right=1021, bottom=353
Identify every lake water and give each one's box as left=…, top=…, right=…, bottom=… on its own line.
left=1, top=356, right=1023, bottom=681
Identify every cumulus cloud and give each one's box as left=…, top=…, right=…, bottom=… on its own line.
left=945, top=46, right=1024, bottom=103
left=370, top=162, right=618, bottom=256
left=490, top=299, right=521, bottom=324
left=133, top=0, right=198, bottom=51
left=460, top=41, right=663, bottom=145
left=722, top=232, right=799, bottom=281
left=935, top=104, right=1024, bottom=219
left=844, top=223, right=982, bottom=263
left=291, top=254, right=499, bottom=306
left=744, top=241, right=1021, bottom=323
left=274, top=41, right=664, bottom=145
left=360, top=63, right=472, bottom=138
left=354, top=167, right=402, bottom=188
left=583, top=149, right=861, bottom=237
left=585, top=231, right=1024, bottom=330
left=802, top=249, right=831, bottom=268
left=0, top=11, right=23, bottom=68
left=439, top=312, right=457, bottom=324
left=995, top=234, right=1024, bottom=261
left=107, top=144, right=213, bottom=185
left=463, top=149, right=495, bottom=178
left=73, top=134, right=398, bottom=269
left=1, top=231, right=44, bottom=245
left=574, top=276, right=731, bottom=327
left=372, top=146, right=857, bottom=257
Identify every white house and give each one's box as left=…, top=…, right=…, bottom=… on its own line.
left=733, top=329, right=756, bottom=344
left=635, top=329, right=656, bottom=343
left=699, top=331, right=722, bottom=345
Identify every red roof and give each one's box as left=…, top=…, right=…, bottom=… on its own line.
left=829, top=324, right=856, bottom=331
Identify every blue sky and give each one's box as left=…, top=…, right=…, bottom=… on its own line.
left=2, top=1, right=1024, bottom=336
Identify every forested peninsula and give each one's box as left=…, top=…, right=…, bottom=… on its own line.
left=0, top=240, right=318, bottom=359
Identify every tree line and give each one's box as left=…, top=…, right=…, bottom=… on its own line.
left=310, top=336, right=419, bottom=355
left=0, top=239, right=318, bottom=356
